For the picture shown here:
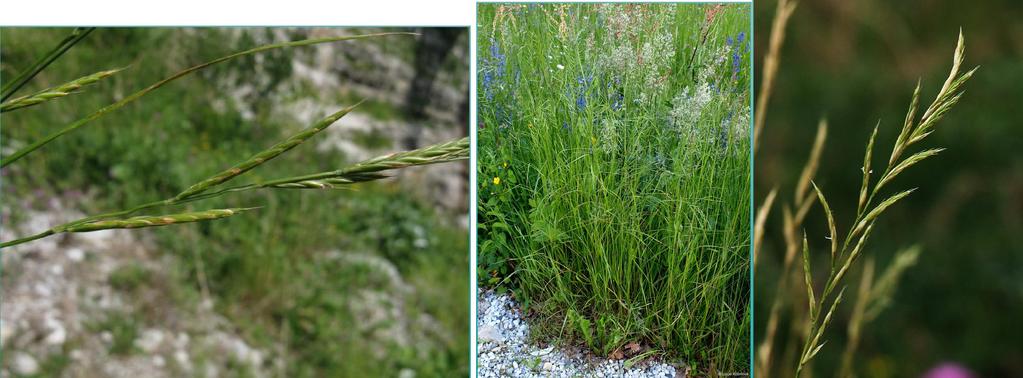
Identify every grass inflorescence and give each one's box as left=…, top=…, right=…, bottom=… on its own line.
left=477, top=3, right=751, bottom=372
left=753, top=28, right=976, bottom=377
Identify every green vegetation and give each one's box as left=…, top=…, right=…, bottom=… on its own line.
left=1, top=27, right=468, bottom=376
left=477, top=4, right=751, bottom=372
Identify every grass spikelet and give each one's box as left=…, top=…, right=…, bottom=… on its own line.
left=0, top=67, right=125, bottom=112
left=338, top=137, right=470, bottom=175
left=256, top=137, right=470, bottom=188
left=63, top=207, right=257, bottom=232
left=1, top=27, right=95, bottom=101
left=268, top=173, right=390, bottom=189
left=174, top=102, right=363, bottom=200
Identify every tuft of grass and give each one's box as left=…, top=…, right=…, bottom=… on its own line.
left=89, top=312, right=141, bottom=356
left=108, top=263, right=152, bottom=292
left=477, top=3, right=751, bottom=372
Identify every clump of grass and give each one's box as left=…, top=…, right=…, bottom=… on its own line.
left=0, top=30, right=468, bottom=250
left=754, top=28, right=976, bottom=377
left=477, top=3, right=751, bottom=372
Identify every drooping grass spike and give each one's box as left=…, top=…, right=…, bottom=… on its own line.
left=0, top=67, right=125, bottom=112
left=1, top=27, right=95, bottom=102
left=174, top=101, right=363, bottom=200
left=63, top=208, right=258, bottom=232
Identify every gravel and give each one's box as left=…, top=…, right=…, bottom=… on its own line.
left=477, top=289, right=683, bottom=378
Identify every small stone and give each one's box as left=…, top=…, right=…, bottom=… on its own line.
left=67, top=248, right=85, bottom=261
left=136, top=329, right=164, bottom=353
left=11, top=352, right=39, bottom=375
left=543, top=362, right=554, bottom=371
left=478, top=324, right=505, bottom=343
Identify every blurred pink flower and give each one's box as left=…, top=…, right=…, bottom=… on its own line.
left=923, top=362, right=976, bottom=378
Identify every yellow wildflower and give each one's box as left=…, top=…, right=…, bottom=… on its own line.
left=493, top=177, right=501, bottom=185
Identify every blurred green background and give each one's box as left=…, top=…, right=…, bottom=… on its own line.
left=755, top=0, right=1022, bottom=376
left=1, top=27, right=469, bottom=377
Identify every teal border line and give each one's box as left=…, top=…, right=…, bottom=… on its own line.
left=748, top=2, right=755, bottom=377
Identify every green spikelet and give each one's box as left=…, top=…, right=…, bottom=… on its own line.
left=269, top=173, right=390, bottom=189
left=174, top=102, right=362, bottom=200
left=64, top=208, right=257, bottom=233
left=338, top=137, right=470, bottom=176
left=0, top=67, right=125, bottom=112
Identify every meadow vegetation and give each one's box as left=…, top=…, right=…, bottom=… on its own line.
left=477, top=4, right=751, bottom=372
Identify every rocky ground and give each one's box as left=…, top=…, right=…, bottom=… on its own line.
left=477, top=290, right=684, bottom=378
left=1, top=201, right=274, bottom=377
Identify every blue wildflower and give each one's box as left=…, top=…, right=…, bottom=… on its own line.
left=719, top=111, right=734, bottom=149
left=489, top=38, right=507, bottom=77
left=737, top=32, right=745, bottom=45
left=732, top=51, right=741, bottom=81
left=482, top=71, right=495, bottom=101
left=727, top=36, right=733, bottom=46
left=562, top=122, right=571, bottom=132
left=611, top=92, right=624, bottom=111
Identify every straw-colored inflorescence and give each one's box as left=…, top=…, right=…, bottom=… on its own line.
left=255, top=137, right=470, bottom=188
left=0, top=67, right=125, bottom=112
left=64, top=208, right=257, bottom=232
left=339, top=137, right=470, bottom=175
left=268, top=173, right=389, bottom=189
left=751, top=30, right=975, bottom=378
